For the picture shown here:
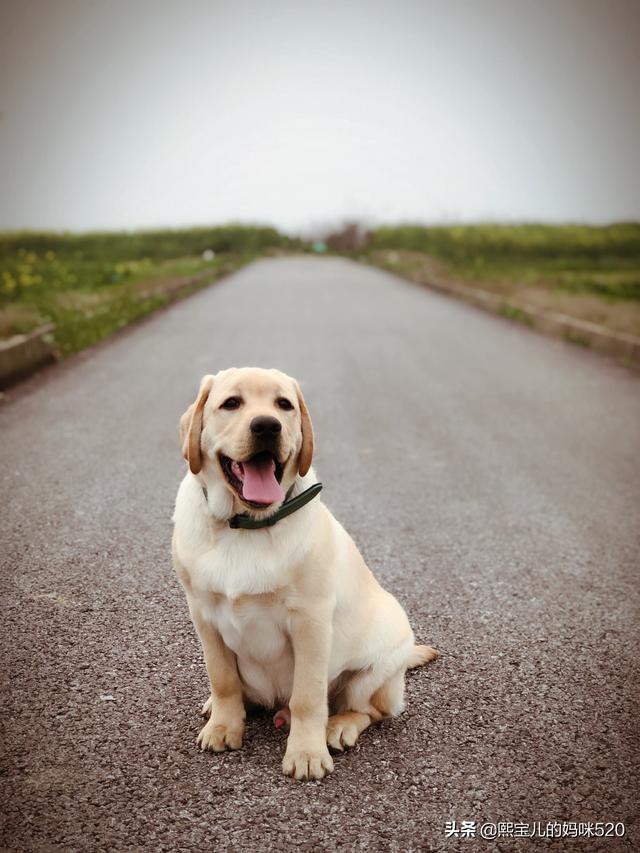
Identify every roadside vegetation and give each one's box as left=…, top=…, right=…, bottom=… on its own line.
left=4, top=222, right=639, bottom=368
left=359, top=224, right=640, bottom=338
left=0, top=226, right=297, bottom=355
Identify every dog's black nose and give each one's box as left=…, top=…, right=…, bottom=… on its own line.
left=250, top=415, right=282, bottom=437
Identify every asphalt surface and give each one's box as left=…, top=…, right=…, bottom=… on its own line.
left=1, top=256, right=639, bottom=852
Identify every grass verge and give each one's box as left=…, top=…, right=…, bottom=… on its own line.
left=0, top=226, right=296, bottom=358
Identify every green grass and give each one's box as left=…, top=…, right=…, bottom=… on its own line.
left=369, top=223, right=640, bottom=263
left=442, top=258, right=640, bottom=302
left=369, top=223, right=640, bottom=301
left=0, top=226, right=297, bottom=356
left=0, top=225, right=295, bottom=264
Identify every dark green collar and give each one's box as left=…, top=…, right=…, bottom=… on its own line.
left=201, top=482, right=323, bottom=529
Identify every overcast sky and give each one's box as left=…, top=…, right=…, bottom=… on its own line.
left=1, top=0, right=639, bottom=233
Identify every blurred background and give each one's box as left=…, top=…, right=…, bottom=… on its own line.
left=1, top=0, right=639, bottom=373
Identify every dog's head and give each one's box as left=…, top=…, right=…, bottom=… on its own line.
left=179, top=367, right=314, bottom=515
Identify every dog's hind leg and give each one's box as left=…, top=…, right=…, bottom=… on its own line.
left=326, top=710, right=372, bottom=750
left=326, top=638, right=438, bottom=750
left=327, top=663, right=406, bottom=751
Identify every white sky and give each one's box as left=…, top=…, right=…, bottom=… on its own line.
left=1, top=0, right=639, bottom=233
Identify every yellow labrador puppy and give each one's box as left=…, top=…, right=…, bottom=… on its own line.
left=172, top=367, right=437, bottom=780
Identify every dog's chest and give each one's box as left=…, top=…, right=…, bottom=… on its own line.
left=202, top=592, right=291, bottom=664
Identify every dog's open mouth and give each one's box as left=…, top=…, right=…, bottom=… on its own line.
left=219, top=451, right=285, bottom=507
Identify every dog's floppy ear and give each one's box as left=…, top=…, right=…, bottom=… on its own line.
left=179, top=374, right=214, bottom=475
left=295, top=381, right=314, bottom=477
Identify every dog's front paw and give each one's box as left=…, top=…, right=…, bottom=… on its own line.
left=197, top=715, right=244, bottom=752
left=282, top=741, right=334, bottom=781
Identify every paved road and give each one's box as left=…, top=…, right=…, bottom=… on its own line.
left=1, top=257, right=639, bottom=852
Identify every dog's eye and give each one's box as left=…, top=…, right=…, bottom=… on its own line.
left=277, top=398, right=294, bottom=411
left=221, top=396, right=242, bottom=410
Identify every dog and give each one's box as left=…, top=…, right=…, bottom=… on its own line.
left=172, top=367, right=437, bottom=780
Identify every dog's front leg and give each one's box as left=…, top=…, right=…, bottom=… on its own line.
left=283, top=607, right=334, bottom=781
left=190, top=606, right=246, bottom=752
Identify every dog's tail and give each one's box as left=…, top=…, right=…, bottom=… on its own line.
left=408, top=644, right=439, bottom=669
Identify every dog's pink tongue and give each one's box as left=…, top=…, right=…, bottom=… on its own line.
left=241, top=457, right=285, bottom=505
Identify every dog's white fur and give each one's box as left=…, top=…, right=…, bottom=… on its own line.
left=172, top=367, right=437, bottom=780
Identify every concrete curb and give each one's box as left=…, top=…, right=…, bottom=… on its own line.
left=0, top=323, right=56, bottom=389
left=379, top=264, right=640, bottom=367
